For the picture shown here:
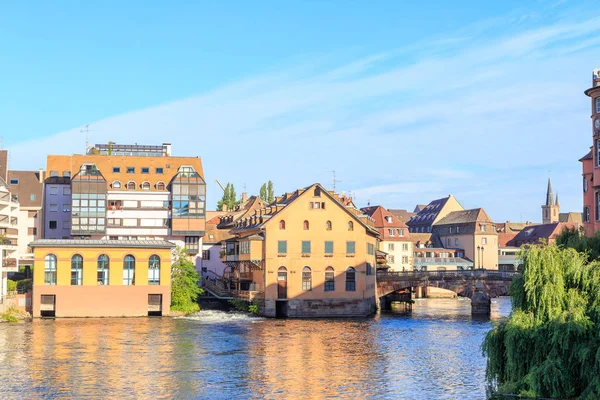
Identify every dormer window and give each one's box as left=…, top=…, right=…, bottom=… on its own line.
left=314, top=187, right=321, bottom=197
left=141, top=181, right=151, bottom=190
left=156, top=181, right=166, bottom=190
left=385, top=216, right=392, bottom=223
left=279, top=220, right=286, bottom=230
left=126, top=181, right=136, bottom=190
left=112, top=181, right=122, bottom=189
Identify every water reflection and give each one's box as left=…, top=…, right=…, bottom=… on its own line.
left=0, top=298, right=510, bottom=399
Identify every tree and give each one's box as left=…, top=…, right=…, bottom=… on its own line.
left=483, top=244, right=600, bottom=399
left=217, top=183, right=240, bottom=210
left=267, top=180, right=274, bottom=203
left=170, top=247, right=203, bottom=314
left=259, top=183, right=267, bottom=201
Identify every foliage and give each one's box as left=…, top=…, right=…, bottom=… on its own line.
left=16, top=280, right=32, bottom=292
left=7, top=279, right=16, bottom=292
left=248, top=302, right=260, bottom=315
left=556, top=226, right=600, bottom=261
left=259, top=181, right=275, bottom=203
left=483, top=244, right=600, bottom=399
left=170, top=247, right=203, bottom=314
left=217, top=183, right=239, bottom=211
left=229, top=299, right=260, bottom=315
left=1, top=307, right=21, bottom=322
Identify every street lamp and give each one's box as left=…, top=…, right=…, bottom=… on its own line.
left=477, top=246, right=481, bottom=269
left=481, top=246, right=484, bottom=270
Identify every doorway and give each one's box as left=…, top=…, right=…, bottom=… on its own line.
left=275, top=300, right=288, bottom=318
left=277, top=267, right=287, bottom=299
left=148, top=294, right=162, bottom=316
left=40, top=295, right=56, bottom=317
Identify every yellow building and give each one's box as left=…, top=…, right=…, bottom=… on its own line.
left=220, top=183, right=379, bottom=318
left=30, top=239, right=175, bottom=317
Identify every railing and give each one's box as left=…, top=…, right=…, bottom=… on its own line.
left=377, top=269, right=519, bottom=281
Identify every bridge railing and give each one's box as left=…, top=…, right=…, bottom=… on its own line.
left=377, top=269, right=519, bottom=281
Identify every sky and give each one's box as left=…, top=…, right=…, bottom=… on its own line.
left=1, top=1, right=599, bottom=222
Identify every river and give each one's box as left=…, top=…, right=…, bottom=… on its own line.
left=0, top=297, right=510, bottom=399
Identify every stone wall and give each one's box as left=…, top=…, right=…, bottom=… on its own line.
left=262, top=297, right=376, bottom=318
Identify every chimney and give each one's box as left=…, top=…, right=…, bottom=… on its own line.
left=241, top=192, right=247, bottom=203
left=38, top=169, right=44, bottom=183
left=222, top=204, right=228, bottom=212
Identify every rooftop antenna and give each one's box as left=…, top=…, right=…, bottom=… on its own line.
left=81, top=124, right=92, bottom=152
left=332, top=170, right=342, bottom=192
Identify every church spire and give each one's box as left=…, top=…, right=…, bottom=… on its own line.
left=555, top=193, right=559, bottom=206
left=546, top=178, right=554, bottom=206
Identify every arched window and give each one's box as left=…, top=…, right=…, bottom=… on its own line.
left=123, top=255, right=135, bottom=285
left=279, top=220, right=286, bottom=230
left=302, top=266, right=312, bottom=291
left=326, top=220, right=332, bottom=231
left=303, top=220, right=309, bottom=230
left=156, top=181, right=166, bottom=191
left=141, top=181, right=151, bottom=191
left=126, top=181, right=136, bottom=190
left=97, top=254, right=109, bottom=285
left=325, top=266, right=335, bottom=291
left=44, top=254, right=57, bottom=285
left=112, top=180, right=122, bottom=189
left=277, top=266, right=287, bottom=299
left=71, top=254, right=83, bottom=285
left=148, top=255, right=160, bottom=285
left=345, top=267, right=356, bottom=291
left=348, top=221, right=354, bottom=231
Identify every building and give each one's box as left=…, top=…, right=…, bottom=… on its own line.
left=8, top=169, right=43, bottom=269
left=542, top=178, right=560, bottom=224
left=29, top=239, right=175, bottom=317
left=361, top=205, right=412, bottom=271
left=406, top=194, right=463, bottom=233
left=581, top=68, right=600, bottom=236
left=412, top=246, right=472, bottom=271
left=508, top=222, right=577, bottom=247
left=388, top=209, right=415, bottom=224
left=216, top=183, right=379, bottom=318
left=433, top=208, right=499, bottom=270
left=41, top=143, right=206, bottom=261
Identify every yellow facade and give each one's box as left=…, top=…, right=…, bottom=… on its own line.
left=31, top=240, right=174, bottom=317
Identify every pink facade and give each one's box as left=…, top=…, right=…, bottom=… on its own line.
left=582, top=69, right=600, bottom=236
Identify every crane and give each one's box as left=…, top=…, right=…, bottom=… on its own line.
left=215, top=179, right=226, bottom=192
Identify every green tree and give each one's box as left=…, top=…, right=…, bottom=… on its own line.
left=267, top=180, right=274, bottom=203
left=217, top=183, right=239, bottom=210
left=170, top=247, right=203, bottom=314
left=483, top=244, right=600, bottom=399
left=259, top=183, right=267, bottom=201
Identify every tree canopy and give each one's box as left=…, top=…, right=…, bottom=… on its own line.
left=170, top=247, right=203, bottom=314
left=259, top=181, right=274, bottom=203
left=483, top=244, right=600, bottom=399
left=217, top=183, right=239, bottom=211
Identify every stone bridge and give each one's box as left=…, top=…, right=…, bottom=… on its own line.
left=377, top=269, right=518, bottom=315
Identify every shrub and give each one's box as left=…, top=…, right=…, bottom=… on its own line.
left=6, top=280, right=16, bottom=292
left=170, top=247, right=203, bottom=315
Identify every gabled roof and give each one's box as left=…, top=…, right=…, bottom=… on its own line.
left=388, top=209, right=415, bottom=223
left=435, top=208, right=493, bottom=225
left=407, top=195, right=462, bottom=227
left=361, top=205, right=411, bottom=241
left=559, top=212, right=583, bottom=224
left=579, top=149, right=593, bottom=162
left=509, top=222, right=576, bottom=245
left=217, top=195, right=268, bottom=229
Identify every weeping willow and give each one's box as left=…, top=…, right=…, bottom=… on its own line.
left=483, top=244, right=600, bottom=399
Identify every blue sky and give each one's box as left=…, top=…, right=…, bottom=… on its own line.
left=1, top=1, right=599, bottom=222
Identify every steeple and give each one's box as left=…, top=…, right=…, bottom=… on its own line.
left=546, top=178, right=554, bottom=206
left=555, top=193, right=559, bottom=206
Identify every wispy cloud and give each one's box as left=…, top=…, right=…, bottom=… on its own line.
left=9, top=8, right=600, bottom=222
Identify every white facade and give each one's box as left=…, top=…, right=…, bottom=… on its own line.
left=382, top=240, right=413, bottom=271
left=200, top=242, right=227, bottom=277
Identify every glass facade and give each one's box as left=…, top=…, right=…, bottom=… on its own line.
left=171, top=166, right=206, bottom=218
left=71, top=164, right=107, bottom=235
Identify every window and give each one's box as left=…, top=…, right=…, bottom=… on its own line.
left=63, top=187, right=71, bottom=195
left=325, top=267, right=335, bottom=291
left=141, top=167, right=150, bottom=174
left=63, top=171, right=71, bottom=178
left=596, top=192, right=600, bottom=221
left=348, top=221, right=354, bottom=231
left=447, top=238, right=451, bottom=246
left=49, top=204, right=58, bottom=212
left=366, top=263, right=373, bottom=275
left=185, top=236, right=200, bottom=255
left=480, top=224, right=486, bottom=232
left=148, top=255, right=160, bottom=285
left=314, top=187, right=321, bottom=197
left=71, top=255, right=83, bottom=285
left=49, top=221, right=57, bottom=230
left=62, top=221, right=69, bottom=229
left=141, top=181, right=151, bottom=190
left=388, top=243, right=395, bottom=251
left=202, top=249, right=210, bottom=260
left=156, top=167, right=164, bottom=174
left=388, top=255, right=395, bottom=263
left=44, top=254, right=57, bottom=285
left=385, top=216, right=392, bottom=223
left=325, top=241, right=334, bottom=254
left=402, top=243, right=408, bottom=251
left=30, top=194, right=36, bottom=201
left=302, top=241, right=311, bottom=254
left=456, top=226, right=460, bottom=233
left=50, top=171, right=58, bottom=177
left=455, top=239, right=459, bottom=246
left=9, top=178, right=18, bottom=185
left=126, top=181, right=136, bottom=190
left=346, top=267, right=356, bottom=291
left=585, top=206, right=591, bottom=223
left=127, top=167, right=135, bottom=174
left=402, top=256, right=409, bottom=264
left=113, top=167, right=121, bottom=173
left=278, top=240, right=287, bottom=254
left=63, top=204, right=70, bottom=212
left=326, top=220, right=332, bottom=231
left=49, top=187, right=58, bottom=195
left=596, top=97, right=600, bottom=114
left=482, top=237, right=487, bottom=245
left=97, top=255, right=109, bottom=285
left=123, top=255, right=135, bottom=285
left=367, top=243, right=375, bottom=255
left=389, top=229, right=395, bottom=236
left=398, top=228, right=405, bottom=237
left=112, top=181, right=122, bottom=189
left=346, top=241, right=356, bottom=254
left=449, top=227, right=453, bottom=234
left=584, top=176, right=589, bottom=193
left=156, top=181, right=166, bottom=190
left=303, top=220, right=309, bottom=230
left=279, top=220, right=286, bottom=230
left=302, top=266, right=312, bottom=291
